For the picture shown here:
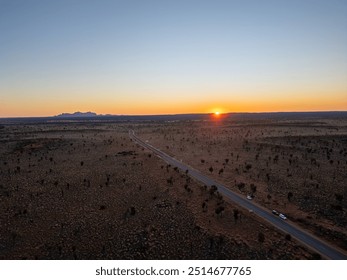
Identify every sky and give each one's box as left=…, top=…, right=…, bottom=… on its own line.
left=1, top=0, right=346, bottom=117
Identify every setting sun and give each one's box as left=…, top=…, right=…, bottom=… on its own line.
left=0, top=0, right=346, bottom=118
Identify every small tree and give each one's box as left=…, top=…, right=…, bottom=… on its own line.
left=202, top=201, right=208, bottom=212
left=233, top=209, right=239, bottom=224
left=237, top=182, right=245, bottom=192
left=250, top=184, right=257, bottom=194
left=266, top=173, right=270, bottom=181
left=215, top=206, right=225, bottom=217
left=129, top=206, right=136, bottom=216
left=287, top=192, right=293, bottom=202
left=335, top=193, right=343, bottom=203
left=167, top=177, right=173, bottom=186
left=209, top=185, right=218, bottom=196
left=258, top=232, right=265, bottom=243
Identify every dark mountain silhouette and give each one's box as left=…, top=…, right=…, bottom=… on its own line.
left=55, top=111, right=97, bottom=118
left=1, top=111, right=346, bottom=124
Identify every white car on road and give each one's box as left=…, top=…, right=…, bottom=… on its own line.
left=279, top=213, right=287, bottom=220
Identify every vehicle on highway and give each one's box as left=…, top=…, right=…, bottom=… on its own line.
left=129, top=130, right=347, bottom=259
left=279, top=213, right=287, bottom=220
left=272, top=210, right=279, bottom=215
left=247, top=195, right=253, bottom=200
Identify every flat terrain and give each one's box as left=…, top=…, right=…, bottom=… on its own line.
left=0, top=116, right=346, bottom=259
left=137, top=116, right=347, bottom=254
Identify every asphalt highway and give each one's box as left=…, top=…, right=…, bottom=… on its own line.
left=129, top=130, right=347, bottom=260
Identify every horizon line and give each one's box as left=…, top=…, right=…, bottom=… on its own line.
left=1, top=110, right=347, bottom=119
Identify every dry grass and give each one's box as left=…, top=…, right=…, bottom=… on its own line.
left=137, top=118, right=347, bottom=251
left=1, top=120, right=343, bottom=259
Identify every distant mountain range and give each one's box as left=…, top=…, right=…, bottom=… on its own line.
left=52, top=111, right=347, bottom=120
left=55, top=111, right=98, bottom=118
left=1, top=111, right=346, bottom=124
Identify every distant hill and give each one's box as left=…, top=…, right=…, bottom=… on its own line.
left=0, top=111, right=346, bottom=124
left=55, top=111, right=97, bottom=118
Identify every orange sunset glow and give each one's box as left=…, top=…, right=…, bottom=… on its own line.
left=1, top=0, right=347, bottom=267
left=1, top=1, right=346, bottom=117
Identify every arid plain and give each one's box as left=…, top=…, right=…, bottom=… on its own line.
left=0, top=114, right=346, bottom=259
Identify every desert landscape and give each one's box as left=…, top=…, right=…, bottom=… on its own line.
left=1, top=113, right=346, bottom=259
left=1, top=5, right=347, bottom=280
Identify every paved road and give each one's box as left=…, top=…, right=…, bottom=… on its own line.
left=129, top=130, right=347, bottom=260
